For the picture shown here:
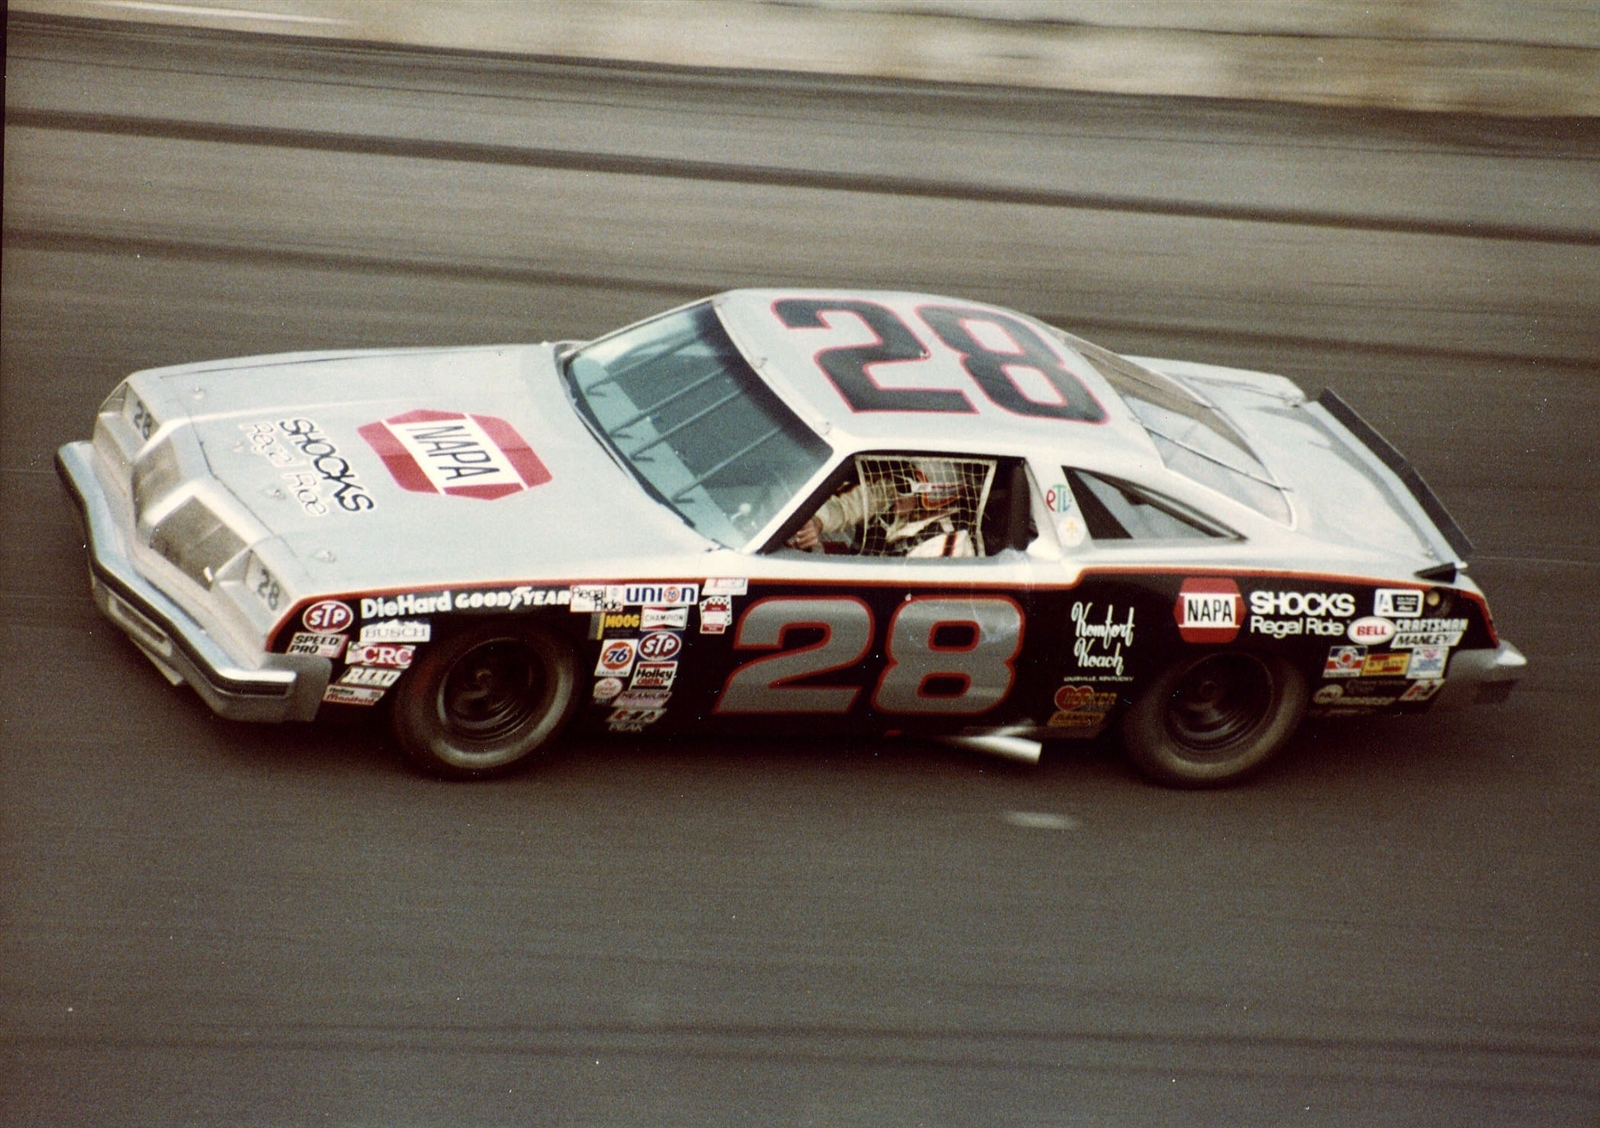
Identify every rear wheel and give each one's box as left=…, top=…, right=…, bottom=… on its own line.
left=1122, top=651, right=1306, bottom=787
left=389, top=622, right=579, bottom=780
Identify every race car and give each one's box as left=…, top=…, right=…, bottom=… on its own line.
left=56, top=290, right=1525, bottom=786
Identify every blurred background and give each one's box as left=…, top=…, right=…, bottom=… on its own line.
left=4, top=2, right=1597, bottom=1124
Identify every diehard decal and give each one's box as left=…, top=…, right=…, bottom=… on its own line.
left=361, top=592, right=452, bottom=619
left=303, top=600, right=354, bottom=632
left=1374, top=588, right=1426, bottom=618
left=1347, top=616, right=1397, bottom=645
left=287, top=631, right=346, bottom=658
left=359, top=619, right=431, bottom=644
left=595, top=639, right=638, bottom=678
left=1324, top=645, right=1366, bottom=677
left=1174, top=578, right=1242, bottom=643
left=1070, top=601, right=1135, bottom=679
left=357, top=409, right=551, bottom=500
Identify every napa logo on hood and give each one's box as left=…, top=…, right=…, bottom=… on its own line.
left=358, top=409, right=551, bottom=500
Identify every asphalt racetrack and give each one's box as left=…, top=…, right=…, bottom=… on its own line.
left=3, top=16, right=1598, bottom=1125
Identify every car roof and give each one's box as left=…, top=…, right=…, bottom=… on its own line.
left=712, top=289, right=1160, bottom=468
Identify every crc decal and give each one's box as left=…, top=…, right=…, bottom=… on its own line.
left=1174, top=578, right=1242, bottom=644
left=1348, top=617, right=1397, bottom=645
left=357, top=409, right=551, bottom=500
left=1070, top=601, right=1135, bottom=680
left=1374, top=588, right=1426, bottom=618
left=1324, top=645, right=1366, bottom=677
left=636, top=631, right=683, bottom=661
left=302, top=600, right=354, bottom=632
left=345, top=643, right=415, bottom=668
left=287, top=631, right=346, bottom=658
left=714, top=595, right=1022, bottom=716
left=595, top=639, right=638, bottom=678
left=359, top=619, right=431, bottom=644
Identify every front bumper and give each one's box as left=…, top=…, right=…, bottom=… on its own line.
left=56, top=441, right=328, bottom=722
left=1431, top=641, right=1527, bottom=711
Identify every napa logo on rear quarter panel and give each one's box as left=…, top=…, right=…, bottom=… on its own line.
left=358, top=409, right=551, bottom=500
left=1174, top=577, right=1242, bottom=644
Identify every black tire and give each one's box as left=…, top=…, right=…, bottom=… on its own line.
left=389, top=622, right=579, bottom=780
left=1121, top=651, right=1307, bottom=788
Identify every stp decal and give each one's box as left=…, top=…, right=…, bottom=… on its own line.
left=358, top=409, right=551, bottom=500
left=302, top=600, right=353, bottom=632
left=1174, top=578, right=1242, bottom=644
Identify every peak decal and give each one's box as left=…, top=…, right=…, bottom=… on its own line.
left=358, top=409, right=551, bottom=500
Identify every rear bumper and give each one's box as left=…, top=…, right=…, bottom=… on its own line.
left=1431, top=641, right=1527, bottom=710
left=56, top=440, right=328, bottom=722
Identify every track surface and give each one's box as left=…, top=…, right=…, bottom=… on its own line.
left=4, top=17, right=1598, bottom=1125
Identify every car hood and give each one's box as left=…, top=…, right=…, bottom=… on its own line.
left=145, top=344, right=710, bottom=590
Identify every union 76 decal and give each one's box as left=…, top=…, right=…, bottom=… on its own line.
left=714, top=595, right=1023, bottom=716
left=358, top=409, right=551, bottom=500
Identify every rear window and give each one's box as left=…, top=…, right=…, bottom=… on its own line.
left=1058, top=331, right=1292, bottom=524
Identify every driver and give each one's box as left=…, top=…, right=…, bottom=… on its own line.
left=788, top=459, right=976, bottom=557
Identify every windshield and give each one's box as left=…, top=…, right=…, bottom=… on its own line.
left=564, top=302, right=832, bottom=548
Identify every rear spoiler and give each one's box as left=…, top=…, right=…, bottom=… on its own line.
left=1313, top=389, right=1474, bottom=567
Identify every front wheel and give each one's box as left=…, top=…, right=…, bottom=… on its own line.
left=389, top=622, right=579, bottom=780
left=1121, top=651, right=1306, bottom=788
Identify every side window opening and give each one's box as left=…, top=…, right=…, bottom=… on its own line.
left=1064, top=469, right=1233, bottom=542
left=773, top=453, right=1033, bottom=559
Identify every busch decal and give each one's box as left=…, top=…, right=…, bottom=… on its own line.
left=358, top=409, right=551, bottom=500
left=1174, top=578, right=1242, bottom=644
left=359, top=619, right=431, bottom=644
left=302, top=600, right=354, bottom=633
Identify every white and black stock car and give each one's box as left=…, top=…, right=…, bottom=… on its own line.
left=58, top=290, right=1525, bottom=785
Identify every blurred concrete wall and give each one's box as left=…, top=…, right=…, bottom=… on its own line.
left=14, top=0, right=1600, bottom=115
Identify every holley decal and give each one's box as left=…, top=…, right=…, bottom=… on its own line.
left=358, top=409, right=551, bottom=500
